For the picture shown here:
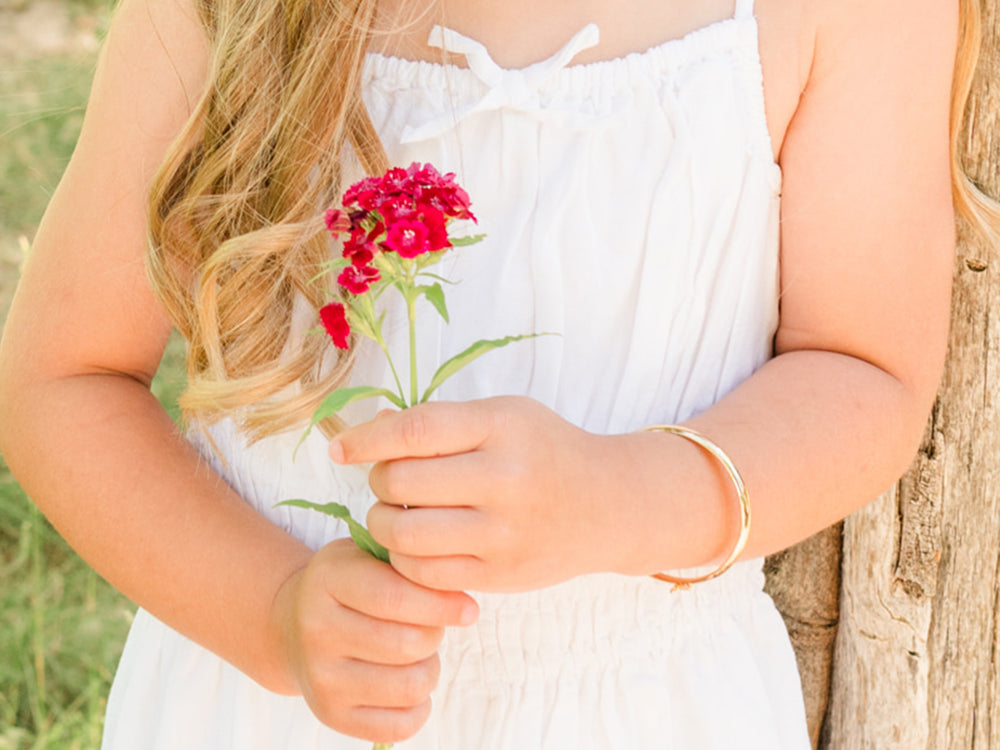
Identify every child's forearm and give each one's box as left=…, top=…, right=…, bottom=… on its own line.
left=0, top=370, right=311, bottom=694
left=604, top=348, right=934, bottom=577
left=331, top=343, right=941, bottom=593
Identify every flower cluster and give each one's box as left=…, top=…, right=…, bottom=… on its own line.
left=307, top=161, right=535, bottom=422
left=324, top=162, right=475, bottom=300
left=318, top=164, right=477, bottom=352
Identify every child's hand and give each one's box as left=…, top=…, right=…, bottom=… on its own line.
left=275, top=538, right=478, bottom=744
left=329, top=398, right=616, bottom=592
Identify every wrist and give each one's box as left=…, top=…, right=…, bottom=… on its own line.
left=260, top=563, right=309, bottom=696
left=641, top=425, right=751, bottom=586
left=593, top=429, right=740, bottom=578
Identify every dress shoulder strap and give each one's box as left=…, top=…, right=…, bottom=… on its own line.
left=733, top=0, right=755, bottom=20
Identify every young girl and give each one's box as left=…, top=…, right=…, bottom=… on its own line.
left=0, top=0, right=973, bottom=747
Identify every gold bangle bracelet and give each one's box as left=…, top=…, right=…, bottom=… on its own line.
left=641, top=425, right=751, bottom=590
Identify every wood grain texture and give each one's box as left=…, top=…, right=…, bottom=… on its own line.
left=764, top=525, right=842, bottom=748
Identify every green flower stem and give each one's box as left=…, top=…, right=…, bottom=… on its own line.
left=355, top=291, right=406, bottom=408
left=406, top=287, right=419, bottom=407
left=374, top=332, right=406, bottom=408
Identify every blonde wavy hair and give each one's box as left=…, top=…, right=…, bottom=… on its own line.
left=147, top=0, right=999, bottom=441
left=952, top=0, right=1000, bottom=242
left=147, top=0, right=389, bottom=440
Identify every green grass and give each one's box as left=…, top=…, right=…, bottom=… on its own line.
left=151, top=331, right=188, bottom=425
left=0, top=0, right=115, bottom=236
left=0, top=3, right=182, bottom=748
left=0, top=466, right=134, bottom=750
left=0, top=3, right=112, bottom=327
left=2, top=0, right=116, bottom=17
left=0, top=56, right=96, bottom=236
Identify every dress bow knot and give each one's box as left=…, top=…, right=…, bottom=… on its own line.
left=400, top=24, right=617, bottom=144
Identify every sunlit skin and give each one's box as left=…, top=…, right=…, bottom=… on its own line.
left=0, top=0, right=955, bottom=743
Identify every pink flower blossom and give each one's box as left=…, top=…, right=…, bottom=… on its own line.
left=343, top=176, right=381, bottom=209
left=383, top=219, right=432, bottom=258
left=415, top=206, right=451, bottom=251
left=380, top=166, right=412, bottom=196
left=324, top=209, right=350, bottom=236
left=342, top=228, right=376, bottom=267
left=319, top=164, right=481, bottom=356
left=319, top=303, right=351, bottom=349
left=423, top=184, right=474, bottom=220
left=339, top=163, right=477, bottom=225
left=378, top=194, right=418, bottom=224
left=337, top=264, right=381, bottom=295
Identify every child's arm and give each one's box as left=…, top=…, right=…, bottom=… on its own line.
left=0, top=0, right=473, bottom=742
left=328, top=0, right=957, bottom=592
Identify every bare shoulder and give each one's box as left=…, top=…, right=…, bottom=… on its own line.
left=808, top=0, right=957, bottom=63
left=93, top=0, right=210, bottom=139
left=794, top=0, right=957, bottom=112
left=754, top=0, right=817, bottom=159
left=754, top=0, right=956, bottom=161
left=66, top=0, right=210, bottom=236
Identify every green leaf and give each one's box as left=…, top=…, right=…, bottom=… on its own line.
left=314, top=385, right=406, bottom=420
left=276, top=500, right=390, bottom=563
left=420, top=333, right=554, bottom=403
left=419, top=283, right=449, bottom=323
left=295, top=386, right=406, bottom=456
left=309, top=257, right=350, bottom=284
left=349, top=310, right=377, bottom=341
left=449, top=233, right=486, bottom=247
left=417, top=272, right=458, bottom=285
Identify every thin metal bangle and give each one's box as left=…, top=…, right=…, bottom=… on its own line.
left=641, top=425, right=751, bottom=591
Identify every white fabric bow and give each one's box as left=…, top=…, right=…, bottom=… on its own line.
left=400, top=24, right=623, bottom=143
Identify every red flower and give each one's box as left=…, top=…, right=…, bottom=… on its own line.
left=333, top=163, right=474, bottom=264
left=383, top=219, right=432, bottom=258
left=343, top=176, right=381, bottom=209
left=424, top=184, right=475, bottom=220
left=324, top=209, right=350, bottom=236
left=382, top=167, right=425, bottom=201
left=337, top=264, right=380, bottom=295
left=415, top=206, right=451, bottom=251
left=342, top=228, right=376, bottom=267
left=378, top=194, right=417, bottom=223
left=406, top=164, right=475, bottom=220
left=319, top=303, right=351, bottom=349
left=409, top=162, right=449, bottom=190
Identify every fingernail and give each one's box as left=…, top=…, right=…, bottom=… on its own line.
left=329, top=439, right=345, bottom=464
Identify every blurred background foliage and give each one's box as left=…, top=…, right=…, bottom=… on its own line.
left=1, top=1, right=185, bottom=746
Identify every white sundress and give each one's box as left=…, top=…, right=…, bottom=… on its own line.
left=102, top=2, right=812, bottom=748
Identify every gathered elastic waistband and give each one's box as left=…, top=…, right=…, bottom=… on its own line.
left=441, top=562, right=769, bottom=683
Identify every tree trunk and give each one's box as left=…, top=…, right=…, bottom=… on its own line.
left=766, top=3, right=1000, bottom=747
left=764, top=525, right=842, bottom=748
